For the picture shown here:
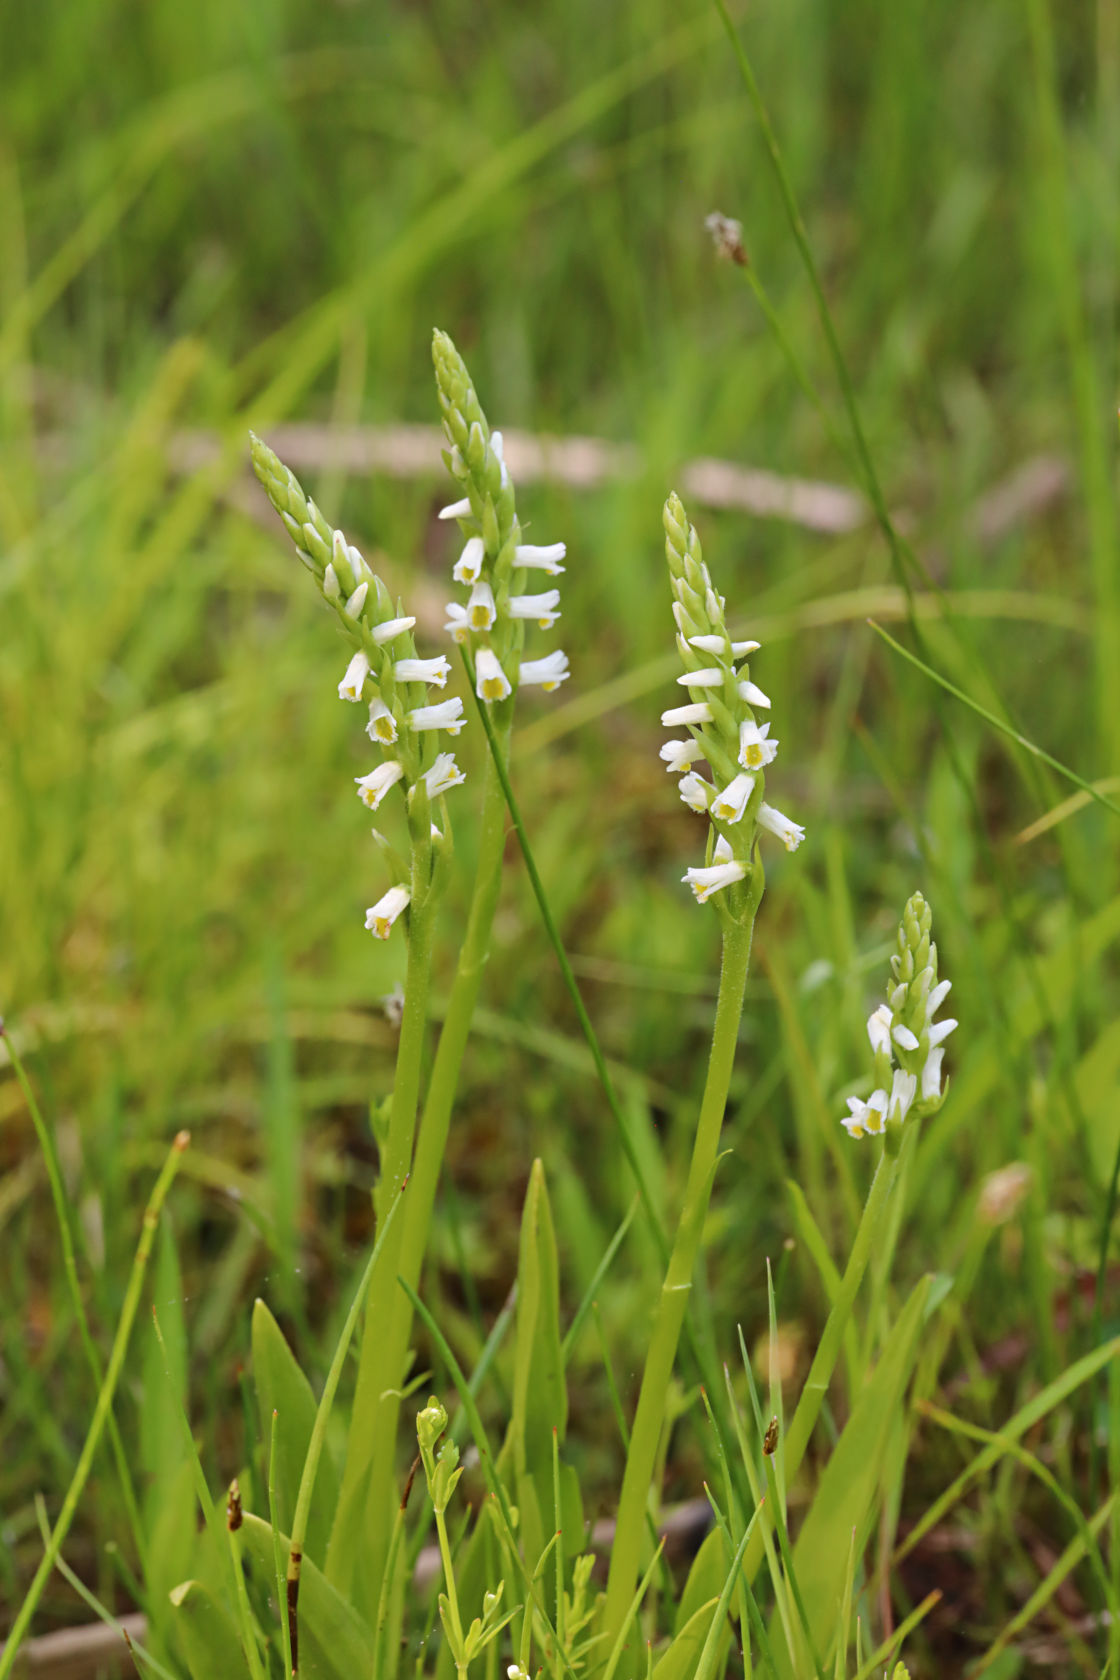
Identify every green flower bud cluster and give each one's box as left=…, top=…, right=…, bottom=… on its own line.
left=660, top=494, right=803, bottom=909
left=433, top=330, right=570, bottom=704
left=250, top=432, right=466, bottom=939
left=842, top=891, right=957, bottom=1141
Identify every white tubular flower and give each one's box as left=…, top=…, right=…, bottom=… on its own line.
left=842, top=1089, right=889, bottom=1139
left=892, top=1022, right=920, bottom=1052
left=676, top=667, right=724, bottom=688
left=444, top=602, right=470, bottom=644
left=927, top=1016, right=958, bottom=1048
left=394, top=655, right=451, bottom=688
left=921, top=1048, right=945, bottom=1103
left=756, top=803, right=805, bottom=852
left=407, top=697, right=465, bottom=733
left=475, top=647, right=512, bottom=701
left=355, top=760, right=405, bottom=810
left=688, top=634, right=730, bottom=655
left=371, top=615, right=417, bottom=645
left=338, top=650, right=371, bottom=701
left=344, top=581, right=369, bottom=618
left=678, top=773, right=712, bottom=813
left=468, top=579, right=497, bottom=630
left=453, top=537, right=485, bottom=584
left=490, top=428, right=510, bottom=487
left=682, top=857, right=748, bottom=903
left=366, top=700, right=399, bottom=745
left=927, top=979, right=952, bottom=1017
left=713, top=834, right=735, bottom=862
left=738, top=720, right=778, bottom=770
left=660, top=739, right=704, bottom=773
left=711, top=771, right=756, bottom=824
left=508, top=589, right=560, bottom=628
left=421, top=752, right=466, bottom=797
left=365, top=885, right=410, bottom=939
left=890, top=1068, right=918, bottom=1122
left=738, top=678, right=771, bottom=709
left=322, top=562, right=341, bottom=601
left=731, top=639, right=761, bottom=657
left=439, top=496, right=472, bottom=521
left=519, top=650, right=570, bottom=690
left=867, top=1004, right=893, bottom=1057
left=515, top=542, right=566, bottom=574
left=662, top=701, right=713, bottom=728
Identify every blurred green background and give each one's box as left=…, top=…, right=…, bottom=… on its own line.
left=2, top=0, right=1118, bottom=1663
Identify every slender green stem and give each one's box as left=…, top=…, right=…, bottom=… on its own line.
left=467, top=665, right=754, bottom=1518
left=332, top=716, right=514, bottom=1612
left=0, top=1130, right=188, bottom=1680
left=601, top=906, right=759, bottom=1651
left=326, top=868, right=439, bottom=1607
left=2, top=1026, right=147, bottom=1576
left=737, top=1139, right=904, bottom=1590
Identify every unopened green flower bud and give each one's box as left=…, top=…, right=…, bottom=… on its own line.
left=416, top=1396, right=447, bottom=1454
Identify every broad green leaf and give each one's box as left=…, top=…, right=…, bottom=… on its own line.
left=674, top=1526, right=725, bottom=1635
left=240, top=1511, right=376, bottom=1680
left=167, top=1579, right=253, bottom=1680
left=769, top=1275, right=931, bottom=1678
left=654, top=1598, right=722, bottom=1680
left=145, top=1457, right=200, bottom=1663
left=251, top=1297, right=338, bottom=1568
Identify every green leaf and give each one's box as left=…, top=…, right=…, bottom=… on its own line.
left=769, top=1276, right=931, bottom=1678
left=251, top=1298, right=338, bottom=1568
left=674, top=1526, right=725, bottom=1636
left=654, top=1598, right=723, bottom=1680
left=239, top=1511, right=376, bottom=1680
left=167, top=1579, right=253, bottom=1680
left=141, top=1221, right=188, bottom=1541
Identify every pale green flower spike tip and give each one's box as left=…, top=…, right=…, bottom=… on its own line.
left=842, top=890, right=958, bottom=1140
left=250, top=432, right=467, bottom=939
left=660, top=493, right=804, bottom=907
left=432, top=329, right=570, bottom=702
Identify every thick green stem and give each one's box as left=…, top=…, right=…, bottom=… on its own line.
left=326, top=864, right=439, bottom=1604
left=601, top=907, right=758, bottom=1652
left=333, top=723, right=513, bottom=1612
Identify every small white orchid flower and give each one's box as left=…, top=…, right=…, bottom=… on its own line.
left=519, top=651, right=570, bottom=690
left=710, top=771, right=756, bottom=824
left=407, top=698, right=465, bottom=734
left=344, top=581, right=369, bottom=618
left=453, top=536, right=485, bottom=584
left=737, top=678, right=771, bottom=709
left=444, top=602, right=470, bottom=643
left=355, top=761, right=405, bottom=810
left=468, top=579, right=497, bottom=630
left=892, top=1022, right=920, bottom=1052
left=394, top=656, right=451, bottom=688
left=365, top=885, right=410, bottom=939
left=475, top=647, right=512, bottom=701
left=675, top=667, right=724, bottom=688
left=421, top=752, right=466, bottom=798
left=842, top=1089, right=889, bottom=1139
left=738, top=720, right=778, bottom=770
left=371, top=615, right=417, bottom=645
left=682, top=857, right=747, bottom=903
left=338, top=650, right=371, bottom=701
left=756, top=802, right=805, bottom=852
left=867, top=1004, right=893, bottom=1056
left=515, top=542, right=566, bottom=575
left=439, top=497, right=472, bottom=521
left=660, top=739, right=704, bottom=773
left=927, top=1016, right=958, bottom=1048
left=661, top=701, right=713, bottom=728
left=508, top=589, right=560, bottom=628
left=890, top=1068, right=918, bottom=1122
left=366, top=700, right=399, bottom=745
left=322, top=563, right=341, bottom=601
left=678, top=773, right=712, bottom=813
left=921, top=1048, right=945, bottom=1103
left=687, top=634, right=730, bottom=655
left=927, top=979, right=952, bottom=1017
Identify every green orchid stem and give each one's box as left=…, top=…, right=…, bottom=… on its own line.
left=738, top=1133, right=908, bottom=1590
left=327, top=850, right=440, bottom=1606
left=333, top=710, right=515, bottom=1614
left=601, top=896, right=760, bottom=1652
